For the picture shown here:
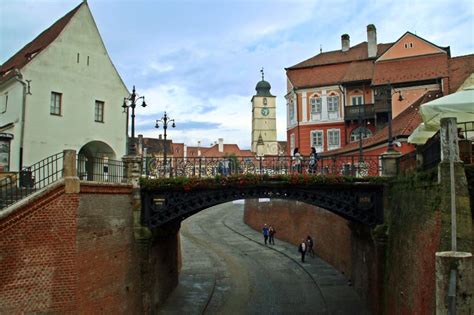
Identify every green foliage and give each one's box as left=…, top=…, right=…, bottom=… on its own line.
left=140, top=173, right=391, bottom=192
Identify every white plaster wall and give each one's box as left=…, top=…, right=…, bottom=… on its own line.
left=19, top=4, right=127, bottom=167
left=0, top=80, right=26, bottom=171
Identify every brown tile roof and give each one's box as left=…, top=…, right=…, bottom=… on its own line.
left=288, top=42, right=392, bottom=69
left=341, top=60, right=374, bottom=83
left=201, top=144, right=254, bottom=157
left=372, top=54, right=448, bottom=85
left=133, top=137, right=172, bottom=155
left=327, top=90, right=442, bottom=155
left=448, top=54, right=474, bottom=93
left=287, top=63, right=350, bottom=88
left=0, top=2, right=83, bottom=78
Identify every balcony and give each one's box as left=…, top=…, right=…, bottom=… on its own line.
left=344, top=103, right=374, bottom=121
left=374, top=100, right=390, bottom=113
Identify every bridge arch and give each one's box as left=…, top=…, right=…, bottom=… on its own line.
left=141, top=184, right=384, bottom=228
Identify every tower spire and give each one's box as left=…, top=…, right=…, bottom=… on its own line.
left=260, top=67, right=264, bottom=81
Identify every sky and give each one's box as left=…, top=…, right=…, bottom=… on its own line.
left=1, top=0, right=473, bottom=149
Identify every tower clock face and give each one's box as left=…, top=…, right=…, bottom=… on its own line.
left=261, top=107, right=270, bottom=116
left=263, top=98, right=267, bottom=106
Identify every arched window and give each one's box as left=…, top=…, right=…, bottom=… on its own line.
left=310, top=95, right=321, bottom=113
left=350, top=127, right=372, bottom=142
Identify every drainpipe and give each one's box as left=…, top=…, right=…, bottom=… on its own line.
left=14, top=70, right=29, bottom=170
left=294, top=88, right=301, bottom=151
left=338, top=84, right=347, bottom=144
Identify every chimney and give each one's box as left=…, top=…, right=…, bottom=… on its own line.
left=367, top=24, right=377, bottom=58
left=197, top=141, right=201, bottom=157
left=341, top=34, right=350, bottom=52
left=158, top=134, right=163, bottom=140
left=218, top=138, right=224, bottom=153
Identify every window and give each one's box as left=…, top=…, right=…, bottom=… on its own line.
left=327, top=95, right=339, bottom=112
left=50, top=92, right=62, bottom=115
left=351, top=96, right=363, bottom=105
left=404, top=42, right=413, bottom=48
left=350, top=127, right=372, bottom=142
left=289, top=101, right=295, bottom=121
left=310, top=97, right=322, bottom=113
left=290, top=134, right=295, bottom=153
left=95, top=100, right=104, bottom=122
left=327, top=129, right=340, bottom=149
left=311, top=130, right=323, bottom=148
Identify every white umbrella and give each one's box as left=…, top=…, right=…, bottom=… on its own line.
left=408, top=86, right=474, bottom=144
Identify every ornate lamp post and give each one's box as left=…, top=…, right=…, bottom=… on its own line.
left=123, top=86, right=147, bottom=154
left=155, top=112, right=176, bottom=176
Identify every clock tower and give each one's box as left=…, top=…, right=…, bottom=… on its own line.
left=251, top=69, right=278, bottom=155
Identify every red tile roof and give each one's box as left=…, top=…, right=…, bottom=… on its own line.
left=287, top=63, right=350, bottom=88
left=448, top=54, right=474, bottom=93
left=327, top=90, right=442, bottom=155
left=0, top=2, right=83, bottom=79
left=341, top=60, right=374, bottom=83
left=288, top=42, right=392, bottom=69
left=372, top=54, right=448, bottom=85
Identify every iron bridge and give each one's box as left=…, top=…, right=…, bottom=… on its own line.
left=141, top=183, right=385, bottom=228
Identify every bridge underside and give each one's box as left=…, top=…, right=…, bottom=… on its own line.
left=141, top=184, right=385, bottom=228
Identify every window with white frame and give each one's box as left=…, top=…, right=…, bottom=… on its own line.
left=327, top=129, right=340, bottom=149
left=327, top=95, right=339, bottom=112
left=289, top=101, right=295, bottom=122
left=311, top=130, right=323, bottom=149
left=351, top=96, right=363, bottom=105
left=310, top=97, right=322, bottom=113
left=50, top=92, right=62, bottom=115
left=95, top=100, right=104, bottom=122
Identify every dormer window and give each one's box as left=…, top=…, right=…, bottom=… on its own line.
left=404, top=42, right=414, bottom=49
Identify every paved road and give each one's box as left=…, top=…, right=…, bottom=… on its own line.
left=158, top=202, right=368, bottom=315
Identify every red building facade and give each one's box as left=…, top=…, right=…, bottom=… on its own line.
left=285, top=24, right=473, bottom=157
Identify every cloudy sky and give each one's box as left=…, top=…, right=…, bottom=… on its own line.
left=1, top=0, right=473, bottom=149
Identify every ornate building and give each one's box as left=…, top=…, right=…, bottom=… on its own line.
left=251, top=70, right=278, bottom=156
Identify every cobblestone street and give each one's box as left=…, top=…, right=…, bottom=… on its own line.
left=158, top=202, right=368, bottom=314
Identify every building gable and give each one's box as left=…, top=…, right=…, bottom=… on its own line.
left=376, top=32, right=447, bottom=62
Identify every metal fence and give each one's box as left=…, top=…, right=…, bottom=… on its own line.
left=0, top=152, right=64, bottom=209
left=144, top=155, right=383, bottom=178
left=77, top=155, right=125, bottom=183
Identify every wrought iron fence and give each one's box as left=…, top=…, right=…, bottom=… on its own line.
left=0, top=152, right=64, bottom=209
left=458, top=121, right=473, bottom=165
left=77, top=155, right=125, bottom=183
left=144, top=155, right=383, bottom=178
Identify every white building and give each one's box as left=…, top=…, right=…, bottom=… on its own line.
left=0, top=1, right=128, bottom=173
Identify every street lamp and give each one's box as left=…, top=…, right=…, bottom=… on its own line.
left=123, top=85, right=147, bottom=154
left=155, top=112, right=176, bottom=176
left=386, top=84, right=404, bottom=152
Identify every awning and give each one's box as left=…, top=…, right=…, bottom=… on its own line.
left=408, top=86, right=474, bottom=144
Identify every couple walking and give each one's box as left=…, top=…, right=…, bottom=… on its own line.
left=292, top=147, right=319, bottom=174
left=262, top=224, right=276, bottom=245
left=298, top=235, right=315, bottom=263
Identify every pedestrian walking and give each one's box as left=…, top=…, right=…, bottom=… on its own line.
left=298, top=239, right=307, bottom=262
left=306, top=235, right=315, bottom=258
left=269, top=225, right=276, bottom=245
left=262, top=224, right=269, bottom=245
left=308, top=147, right=318, bottom=174
left=292, top=148, right=303, bottom=174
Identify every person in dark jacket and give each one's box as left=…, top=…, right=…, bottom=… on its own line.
left=262, top=224, right=269, bottom=245
left=298, top=239, right=307, bottom=262
left=269, top=225, right=276, bottom=245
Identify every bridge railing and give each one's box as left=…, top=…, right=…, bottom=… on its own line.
left=144, top=155, right=383, bottom=178
left=0, top=152, right=64, bottom=209
left=77, top=155, right=125, bottom=183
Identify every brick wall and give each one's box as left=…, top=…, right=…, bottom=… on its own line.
left=0, top=182, right=144, bottom=314
left=244, top=198, right=353, bottom=278
left=0, top=185, right=78, bottom=313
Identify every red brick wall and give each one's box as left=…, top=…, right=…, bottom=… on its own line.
left=243, top=199, right=353, bottom=278
left=0, top=182, right=144, bottom=314
left=0, top=186, right=78, bottom=313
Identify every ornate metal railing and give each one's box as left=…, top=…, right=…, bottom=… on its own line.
left=344, top=103, right=375, bottom=121
left=144, top=155, right=383, bottom=178
left=0, top=152, right=64, bottom=209
left=77, top=155, right=125, bottom=183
